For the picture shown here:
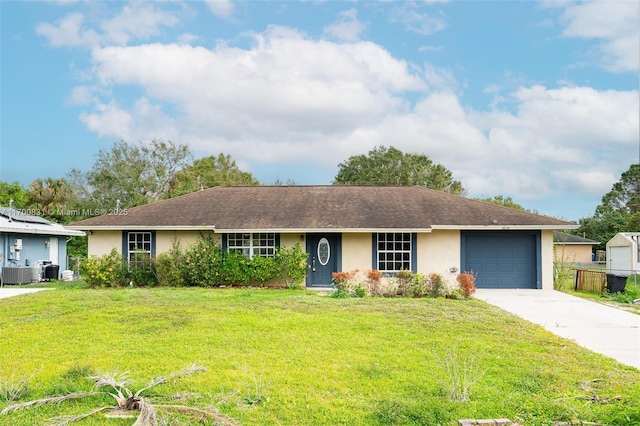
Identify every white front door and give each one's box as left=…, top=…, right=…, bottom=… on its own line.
left=49, top=237, right=59, bottom=265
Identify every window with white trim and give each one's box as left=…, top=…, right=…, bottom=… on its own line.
left=127, top=232, right=152, bottom=266
left=377, top=232, right=412, bottom=273
left=227, top=233, right=276, bottom=258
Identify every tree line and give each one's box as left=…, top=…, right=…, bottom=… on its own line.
left=0, top=140, right=637, bottom=253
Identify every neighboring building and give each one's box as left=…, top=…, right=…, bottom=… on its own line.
left=606, top=232, right=640, bottom=276
left=0, top=206, right=85, bottom=284
left=67, top=186, right=577, bottom=289
left=553, top=231, right=599, bottom=264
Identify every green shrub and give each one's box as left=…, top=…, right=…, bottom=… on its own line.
left=248, top=255, right=280, bottom=284
left=128, top=252, right=157, bottom=287
left=155, top=240, right=186, bottom=286
left=158, top=236, right=307, bottom=288
left=396, top=270, right=414, bottom=297
left=354, top=283, right=367, bottom=298
left=80, top=249, right=127, bottom=287
left=275, top=244, right=308, bottom=289
left=427, top=273, right=447, bottom=298
left=330, top=288, right=351, bottom=298
left=182, top=234, right=224, bottom=286
left=219, top=250, right=252, bottom=285
left=407, top=273, right=428, bottom=297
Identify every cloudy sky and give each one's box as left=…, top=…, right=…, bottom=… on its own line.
left=1, top=0, right=638, bottom=221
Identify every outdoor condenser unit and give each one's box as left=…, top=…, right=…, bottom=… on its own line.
left=1, top=267, right=35, bottom=285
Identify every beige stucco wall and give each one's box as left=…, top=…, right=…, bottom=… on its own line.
left=417, top=230, right=461, bottom=286
left=88, top=231, right=304, bottom=258
left=87, top=229, right=556, bottom=290
left=540, top=230, right=554, bottom=290
left=155, top=231, right=218, bottom=253
left=88, top=230, right=122, bottom=256
left=281, top=234, right=305, bottom=249
left=341, top=233, right=372, bottom=272
left=554, top=244, right=594, bottom=264
left=340, top=231, right=462, bottom=284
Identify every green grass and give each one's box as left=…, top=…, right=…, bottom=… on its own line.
left=1, top=286, right=639, bottom=425
left=555, top=271, right=640, bottom=315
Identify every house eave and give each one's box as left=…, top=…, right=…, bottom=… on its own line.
left=0, top=226, right=85, bottom=237
left=554, top=242, right=600, bottom=245
left=214, top=228, right=434, bottom=234
left=431, top=224, right=579, bottom=231
left=70, top=226, right=434, bottom=233
left=67, top=225, right=217, bottom=232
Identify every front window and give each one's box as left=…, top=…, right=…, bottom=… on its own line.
left=377, top=232, right=412, bottom=273
left=227, top=233, right=276, bottom=258
left=128, top=232, right=152, bottom=266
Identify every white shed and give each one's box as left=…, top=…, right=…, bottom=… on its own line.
left=606, top=232, right=640, bottom=275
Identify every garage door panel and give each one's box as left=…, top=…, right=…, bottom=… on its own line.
left=484, top=264, right=499, bottom=273
left=463, top=232, right=538, bottom=289
left=500, top=264, right=514, bottom=273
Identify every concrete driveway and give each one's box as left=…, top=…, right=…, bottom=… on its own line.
left=0, top=287, right=52, bottom=299
left=474, top=289, right=640, bottom=370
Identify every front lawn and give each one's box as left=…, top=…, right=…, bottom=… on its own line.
left=1, top=287, right=639, bottom=425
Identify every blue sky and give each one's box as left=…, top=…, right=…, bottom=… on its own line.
left=1, top=0, right=638, bottom=222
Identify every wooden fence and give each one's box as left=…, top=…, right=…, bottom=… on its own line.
left=573, top=269, right=606, bottom=293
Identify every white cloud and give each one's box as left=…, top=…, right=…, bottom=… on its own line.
left=558, top=1, right=639, bottom=72
left=74, top=25, right=637, bottom=217
left=204, top=0, right=234, bottom=19
left=465, top=85, right=639, bottom=198
left=79, top=100, right=134, bottom=139
left=177, top=33, right=199, bottom=45
left=36, top=13, right=100, bottom=47
left=323, top=8, right=365, bottom=42
left=389, top=2, right=447, bottom=35
left=66, top=85, right=99, bottom=106
left=100, top=3, right=178, bottom=46
left=36, top=3, right=179, bottom=48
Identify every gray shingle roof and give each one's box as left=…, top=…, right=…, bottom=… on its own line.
left=553, top=231, right=599, bottom=244
left=68, top=186, right=576, bottom=231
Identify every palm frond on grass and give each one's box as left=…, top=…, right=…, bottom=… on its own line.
left=1, top=392, right=104, bottom=415
left=47, top=406, right=113, bottom=426
left=135, top=364, right=206, bottom=397
left=132, top=399, right=157, bottom=426
left=154, top=404, right=237, bottom=425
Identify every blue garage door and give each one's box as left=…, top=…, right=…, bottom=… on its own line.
left=462, top=231, right=539, bottom=289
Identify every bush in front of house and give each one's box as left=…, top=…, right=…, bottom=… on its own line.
left=456, top=271, right=476, bottom=298
left=81, top=249, right=158, bottom=287
left=275, top=244, right=308, bottom=289
left=81, top=236, right=308, bottom=288
left=80, top=249, right=128, bottom=287
left=182, top=234, right=225, bottom=286
left=155, top=239, right=186, bottom=287
left=330, top=270, right=475, bottom=299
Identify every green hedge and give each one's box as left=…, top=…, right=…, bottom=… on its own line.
left=81, top=236, right=308, bottom=288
